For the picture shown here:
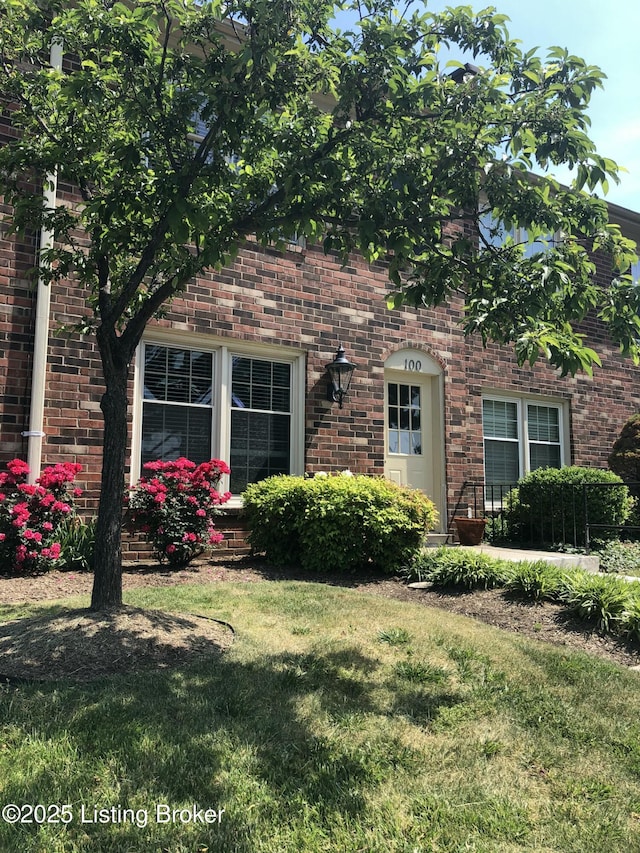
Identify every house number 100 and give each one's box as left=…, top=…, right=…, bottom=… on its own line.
left=404, top=359, right=422, bottom=372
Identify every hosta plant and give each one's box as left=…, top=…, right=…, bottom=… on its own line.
left=558, top=571, right=633, bottom=633
left=126, top=458, right=231, bottom=567
left=405, top=547, right=512, bottom=590
left=505, top=560, right=565, bottom=603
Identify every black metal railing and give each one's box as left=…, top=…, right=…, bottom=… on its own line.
left=451, top=480, right=640, bottom=553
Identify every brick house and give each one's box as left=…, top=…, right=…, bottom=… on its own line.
left=1, top=176, right=639, bottom=551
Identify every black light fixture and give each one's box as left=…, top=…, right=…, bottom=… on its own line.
left=448, top=62, right=480, bottom=84
left=326, top=344, right=356, bottom=409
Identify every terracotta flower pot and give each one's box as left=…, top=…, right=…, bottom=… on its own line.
left=453, top=516, right=487, bottom=546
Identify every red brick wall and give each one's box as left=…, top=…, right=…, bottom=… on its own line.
left=0, top=205, right=37, bottom=461
left=1, top=200, right=639, bottom=553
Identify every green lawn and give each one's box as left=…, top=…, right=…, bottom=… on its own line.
left=1, top=580, right=640, bottom=852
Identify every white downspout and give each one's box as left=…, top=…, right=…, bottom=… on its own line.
left=23, top=39, right=63, bottom=483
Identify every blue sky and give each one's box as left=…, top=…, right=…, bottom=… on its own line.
left=337, top=1, right=640, bottom=212
left=484, top=0, right=640, bottom=212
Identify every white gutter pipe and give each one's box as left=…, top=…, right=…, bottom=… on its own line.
left=23, top=38, right=63, bottom=483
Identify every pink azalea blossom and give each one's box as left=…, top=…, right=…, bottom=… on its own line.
left=17, top=483, right=38, bottom=496
left=23, top=529, right=43, bottom=543
left=7, top=459, right=30, bottom=478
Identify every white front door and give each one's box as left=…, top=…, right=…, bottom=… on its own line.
left=383, top=350, right=445, bottom=530
left=384, top=377, right=432, bottom=492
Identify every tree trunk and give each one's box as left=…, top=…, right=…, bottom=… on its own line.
left=90, top=348, right=130, bottom=611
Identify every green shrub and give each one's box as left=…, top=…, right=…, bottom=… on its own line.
left=484, top=512, right=515, bottom=544
left=505, top=560, right=564, bottom=602
left=500, top=467, right=632, bottom=547
left=404, top=546, right=511, bottom=589
left=558, top=571, right=633, bottom=633
left=596, top=540, right=640, bottom=576
left=241, top=475, right=307, bottom=566
left=243, top=473, right=437, bottom=573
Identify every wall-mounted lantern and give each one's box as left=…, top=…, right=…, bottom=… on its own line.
left=326, top=344, right=356, bottom=409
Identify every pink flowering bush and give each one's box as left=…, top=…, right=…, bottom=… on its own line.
left=126, top=457, right=231, bottom=567
left=0, top=458, right=83, bottom=574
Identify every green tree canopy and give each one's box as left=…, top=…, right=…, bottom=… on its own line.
left=0, top=0, right=637, bottom=607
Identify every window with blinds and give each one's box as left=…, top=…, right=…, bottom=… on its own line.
left=139, top=343, right=295, bottom=495
left=229, top=356, right=291, bottom=493
left=482, top=397, right=564, bottom=487
left=142, top=346, right=214, bottom=466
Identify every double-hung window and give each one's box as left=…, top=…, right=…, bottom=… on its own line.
left=141, top=346, right=213, bottom=466
left=136, top=340, right=302, bottom=496
left=482, top=396, right=564, bottom=488
left=478, top=210, right=556, bottom=258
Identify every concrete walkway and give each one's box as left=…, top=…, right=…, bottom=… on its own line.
left=459, top=543, right=601, bottom=573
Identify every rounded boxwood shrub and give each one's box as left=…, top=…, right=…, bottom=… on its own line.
left=243, top=472, right=437, bottom=573
left=241, top=474, right=308, bottom=566
left=501, top=466, right=632, bottom=547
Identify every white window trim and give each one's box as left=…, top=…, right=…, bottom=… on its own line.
left=130, top=329, right=305, bottom=503
left=482, top=393, right=568, bottom=498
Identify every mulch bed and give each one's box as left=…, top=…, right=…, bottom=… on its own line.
left=1, top=555, right=639, bottom=680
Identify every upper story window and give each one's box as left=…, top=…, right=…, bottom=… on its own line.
left=188, top=107, right=304, bottom=249
left=478, top=210, right=557, bottom=258
left=482, top=395, right=565, bottom=488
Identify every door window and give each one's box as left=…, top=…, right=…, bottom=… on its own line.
left=387, top=382, right=422, bottom=455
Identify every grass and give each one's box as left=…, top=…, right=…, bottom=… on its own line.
left=1, top=580, right=640, bottom=852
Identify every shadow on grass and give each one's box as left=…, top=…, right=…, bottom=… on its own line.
left=0, top=642, right=466, bottom=850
